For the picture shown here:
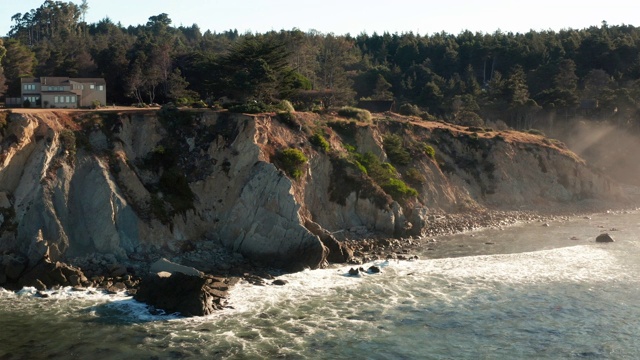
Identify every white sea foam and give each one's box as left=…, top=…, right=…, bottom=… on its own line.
left=225, top=244, right=630, bottom=316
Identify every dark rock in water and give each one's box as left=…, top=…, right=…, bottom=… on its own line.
left=348, top=268, right=359, bottom=276
left=134, top=272, right=226, bottom=317
left=272, top=279, right=288, bottom=286
left=596, top=233, right=615, bottom=243
left=368, top=266, right=381, bottom=274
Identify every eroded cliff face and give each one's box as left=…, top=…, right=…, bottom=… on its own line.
left=0, top=110, right=622, bottom=272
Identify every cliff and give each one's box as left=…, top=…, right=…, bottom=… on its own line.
left=0, top=109, right=623, bottom=273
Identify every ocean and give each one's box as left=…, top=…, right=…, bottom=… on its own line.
left=1, top=211, right=639, bottom=359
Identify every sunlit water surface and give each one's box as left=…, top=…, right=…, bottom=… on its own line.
left=1, top=212, right=640, bottom=359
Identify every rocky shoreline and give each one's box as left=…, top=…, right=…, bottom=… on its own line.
left=1, top=193, right=637, bottom=317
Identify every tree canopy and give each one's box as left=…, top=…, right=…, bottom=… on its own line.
left=2, top=2, right=640, bottom=131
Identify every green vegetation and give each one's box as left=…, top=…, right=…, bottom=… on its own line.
left=337, top=107, right=372, bottom=122
left=158, top=167, right=195, bottom=215
left=354, top=151, right=418, bottom=202
left=6, top=1, right=640, bottom=139
left=526, top=129, right=546, bottom=136
left=381, top=178, right=418, bottom=199
left=59, top=129, right=77, bottom=158
left=398, top=103, right=422, bottom=117
left=0, top=112, right=8, bottom=134
left=423, top=143, right=436, bottom=159
left=278, top=148, right=308, bottom=180
left=278, top=100, right=295, bottom=112
left=405, top=167, right=426, bottom=186
left=276, top=111, right=299, bottom=129
left=327, top=121, right=358, bottom=142
left=227, top=101, right=271, bottom=114
left=383, top=134, right=411, bottom=166
left=310, top=132, right=330, bottom=152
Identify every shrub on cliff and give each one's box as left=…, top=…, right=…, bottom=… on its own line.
left=59, top=129, right=77, bottom=158
left=405, top=167, right=426, bottom=186
left=423, top=143, right=436, bottom=159
left=337, top=107, right=372, bottom=122
left=278, top=148, right=308, bottom=180
left=526, top=129, right=545, bottom=136
left=278, top=100, right=295, bottom=112
left=227, top=101, right=270, bottom=114
left=383, top=134, right=411, bottom=166
left=276, top=111, right=299, bottom=129
left=381, top=178, right=418, bottom=200
left=352, top=151, right=418, bottom=202
left=327, top=120, right=358, bottom=142
left=398, top=103, right=422, bottom=117
left=0, top=112, right=8, bottom=134
left=310, top=132, right=330, bottom=153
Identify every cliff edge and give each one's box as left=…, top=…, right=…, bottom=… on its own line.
left=0, top=109, right=623, bottom=276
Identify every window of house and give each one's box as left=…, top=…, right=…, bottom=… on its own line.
left=90, top=84, right=95, bottom=90
left=65, top=96, right=70, bottom=103
left=98, top=85, right=104, bottom=91
left=54, top=96, right=59, bottom=103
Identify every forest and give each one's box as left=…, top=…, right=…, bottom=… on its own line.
left=1, top=0, right=640, bottom=133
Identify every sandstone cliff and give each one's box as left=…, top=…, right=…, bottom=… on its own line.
left=0, top=109, right=622, bottom=273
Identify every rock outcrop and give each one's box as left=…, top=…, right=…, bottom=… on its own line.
left=596, top=233, right=615, bottom=243
left=134, top=271, right=229, bottom=316
left=0, top=109, right=624, bottom=276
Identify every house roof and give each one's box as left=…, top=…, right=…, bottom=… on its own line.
left=40, top=77, right=71, bottom=86
left=70, top=78, right=106, bottom=85
left=20, top=77, right=106, bottom=86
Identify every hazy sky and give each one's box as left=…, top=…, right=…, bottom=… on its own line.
left=1, top=0, right=638, bottom=37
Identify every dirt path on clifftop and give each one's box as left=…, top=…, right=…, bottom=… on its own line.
left=6, top=106, right=157, bottom=114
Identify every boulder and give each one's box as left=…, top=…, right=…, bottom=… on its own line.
left=18, top=260, right=86, bottom=289
left=305, top=220, right=353, bottom=263
left=319, top=233, right=353, bottom=263
left=134, top=272, right=224, bottom=317
left=368, top=265, right=381, bottom=274
left=109, top=264, right=128, bottom=277
left=596, top=233, right=615, bottom=243
left=272, top=279, right=288, bottom=286
left=348, top=268, right=359, bottom=276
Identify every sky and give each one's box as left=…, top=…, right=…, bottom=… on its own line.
left=0, top=0, right=638, bottom=37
